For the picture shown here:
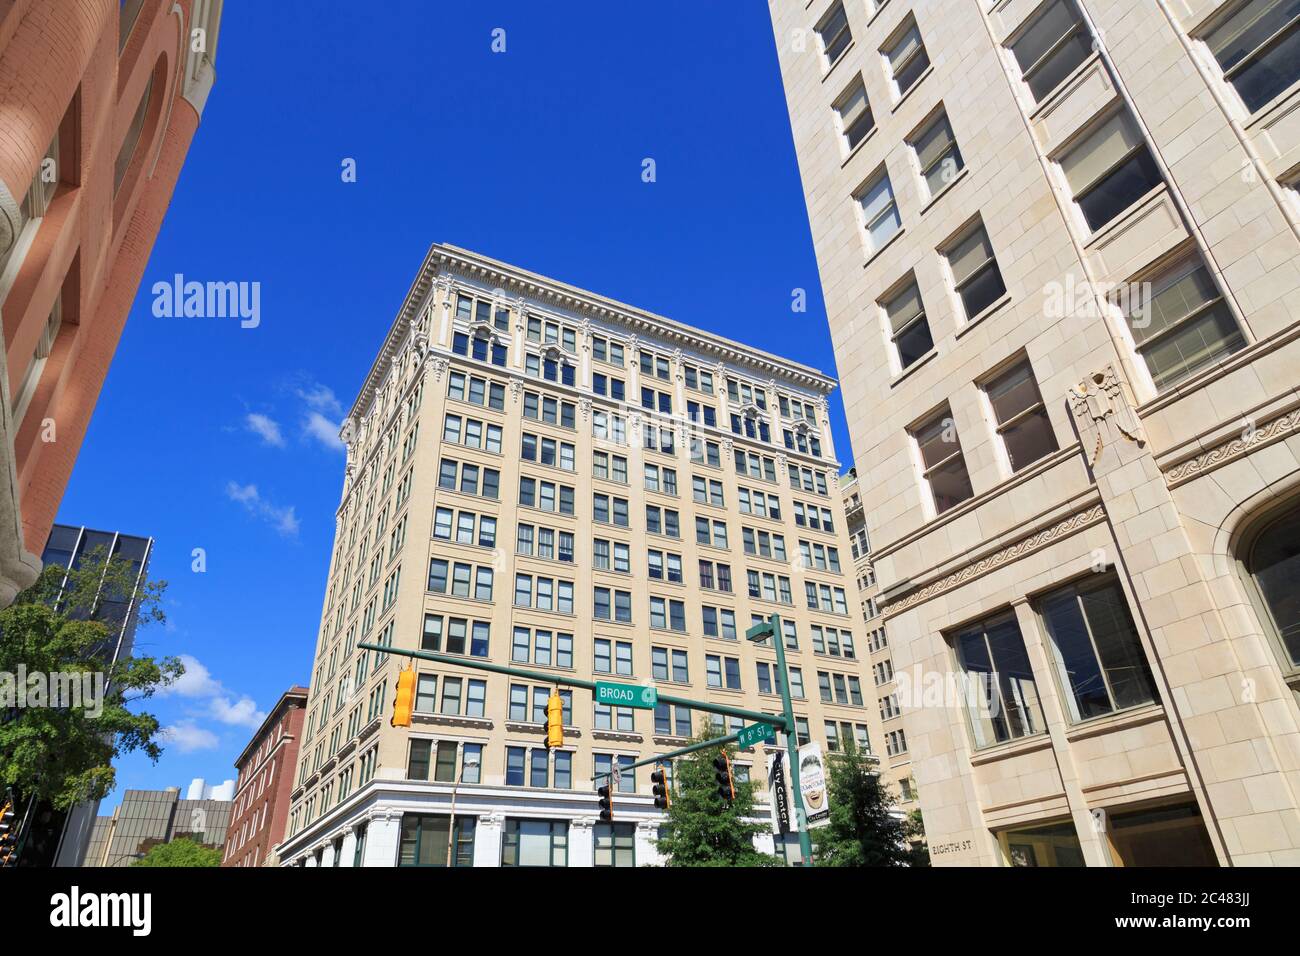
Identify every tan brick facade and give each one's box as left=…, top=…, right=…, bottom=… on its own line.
left=771, top=0, right=1300, bottom=865
left=277, top=244, right=885, bottom=867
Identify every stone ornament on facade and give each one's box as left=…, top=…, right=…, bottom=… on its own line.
left=509, top=378, right=523, bottom=402
left=1165, top=406, right=1300, bottom=488
left=579, top=397, right=593, bottom=420
left=429, top=357, right=449, bottom=381
left=1068, top=365, right=1144, bottom=468
left=879, top=503, right=1107, bottom=618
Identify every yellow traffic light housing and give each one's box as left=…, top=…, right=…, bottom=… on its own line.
left=713, top=751, right=735, bottom=804
left=651, top=767, right=671, bottom=810
left=391, top=666, right=416, bottom=728
left=545, top=689, right=564, bottom=749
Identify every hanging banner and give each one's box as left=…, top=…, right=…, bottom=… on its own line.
left=766, top=751, right=791, bottom=835
left=797, top=742, right=831, bottom=824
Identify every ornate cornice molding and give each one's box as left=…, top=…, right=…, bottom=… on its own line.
left=879, top=504, right=1107, bottom=618
left=1164, top=406, right=1300, bottom=488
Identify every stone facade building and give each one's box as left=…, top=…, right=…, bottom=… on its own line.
left=770, top=0, right=1300, bottom=865
left=277, top=244, right=883, bottom=866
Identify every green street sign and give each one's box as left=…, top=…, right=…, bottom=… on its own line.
left=595, top=681, right=658, bottom=709
left=738, top=721, right=777, bottom=749
left=745, top=620, right=775, bottom=642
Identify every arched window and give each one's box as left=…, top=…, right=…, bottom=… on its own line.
left=114, top=71, right=156, bottom=193
left=1247, top=503, right=1300, bottom=669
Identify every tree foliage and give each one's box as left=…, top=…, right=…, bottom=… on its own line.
left=131, top=837, right=222, bottom=868
left=0, top=548, right=180, bottom=810
left=816, top=735, right=916, bottom=866
left=655, top=727, right=780, bottom=867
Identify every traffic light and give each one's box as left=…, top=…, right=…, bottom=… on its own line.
left=713, top=751, right=735, bottom=804
left=650, top=767, right=670, bottom=810
left=0, top=797, right=16, bottom=867
left=596, top=784, right=613, bottom=823
left=545, top=690, right=564, bottom=749
left=391, top=666, right=416, bottom=728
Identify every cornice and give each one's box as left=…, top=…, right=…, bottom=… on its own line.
left=347, top=243, right=839, bottom=423
left=879, top=503, right=1107, bottom=618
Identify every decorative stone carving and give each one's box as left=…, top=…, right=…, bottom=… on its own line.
left=509, top=379, right=523, bottom=402
left=579, top=398, right=593, bottom=420
left=879, top=503, right=1107, bottom=617
left=1165, top=406, right=1300, bottom=488
left=1068, top=366, right=1144, bottom=468
left=429, top=357, right=449, bottom=381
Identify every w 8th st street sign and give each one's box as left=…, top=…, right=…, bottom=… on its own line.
left=595, top=681, right=658, bottom=709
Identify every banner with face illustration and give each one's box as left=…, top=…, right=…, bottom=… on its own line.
left=797, top=742, right=831, bottom=824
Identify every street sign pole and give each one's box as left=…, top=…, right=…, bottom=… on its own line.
left=769, top=613, right=815, bottom=867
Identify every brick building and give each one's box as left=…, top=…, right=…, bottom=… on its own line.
left=0, top=0, right=224, bottom=606
left=223, top=686, right=308, bottom=867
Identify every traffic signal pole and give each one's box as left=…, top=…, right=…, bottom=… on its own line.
left=765, top=613, right=816, bottom=867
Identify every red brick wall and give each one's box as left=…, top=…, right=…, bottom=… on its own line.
left=0, top=1, right=205, bottom=553
left=224, top=701, right=307, bottom=867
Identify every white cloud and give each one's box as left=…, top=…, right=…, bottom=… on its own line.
left=208, top=695, right=265, bottom=729
left=161, top=655, right=268, bottom=733
left=245, top=412, right=285, bottom=447
left=162, top=654, right=223, bottom=698
left=158, top=720, right=219, bottom=754
left=225, top=481, right=300, bottom=537
left=295, top=381, right=342, bottom=416
left=303, top=410, right=345, bottom=452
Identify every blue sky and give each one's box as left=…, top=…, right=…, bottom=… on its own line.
left=60, top=1, right=849, bottom=807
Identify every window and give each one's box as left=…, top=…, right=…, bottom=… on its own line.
left=115, top=71, right=156, bottom=192
left=502, top=819, right=568, bottom=867
left=705, top=655, right=741, bottom=690
left=835, top=76, right=875, bottom=151
left=1246, top=501, right=1300, bottom=670
left=702, top=605, right=737, bottom=640
left=594, top=822, right=636, bottom=867
left=910, top=109, right=963, bottom=198
left=650, top=596, right=687, bottom=632
left=884, top=19, right=930, bottom=98
left=1060, top=110, right=1162, bottom=231
left=944, top=222, right=1006, bottom=320
left=913, top=409, right=973, bottom=515
left=985, top=360, right=1058, bottom=471
left=996, top=820, right=1084, bottom=868
left=817, top=2, right=853, bottom=68
left=856, top=167, right=901, bottom=252
left=1124, top=252, right=1245, bottom=391
left=398, top=814, right=476, bottom=867
left=1010, top=0, right=1094, bottom=103
left=883, top=278, right=932, bottom=371
left=953, top=613, right=1045, bottom=748
left=594, top=754, right=636, bottom=794
left=1204, top=0, right=1300, bottom=113
left=1039, top=578, right=1158, bottom=721
left=415, top=674, right=437, bottom=713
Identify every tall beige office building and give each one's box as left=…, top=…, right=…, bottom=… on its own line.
left=277, top=244, right=883, bottom=867
left=770, top=0, right=1300, bottom=865
left=842, top=468, right=917, bottom=811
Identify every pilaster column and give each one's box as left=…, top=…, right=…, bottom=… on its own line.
left=361, top=809, right=401, bottom=867
left=473, top=810, right=505, bottom=867
left=568, top=816, right=596, bottom=867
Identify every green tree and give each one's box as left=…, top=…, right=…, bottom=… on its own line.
left=905, top=806, right=930, bottom=867
left=0, top=548, right=180, bottom=811
left=816, top=734, right=914, bottom=866
left=132, top=837, right=222, bottom=867
left=655, top=727, right=780, bottom=867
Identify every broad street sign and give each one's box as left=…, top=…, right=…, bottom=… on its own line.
left=737, top=721, right=777, bottom=749
left=594, top=681, right=658, bottom=709
left=745, top=620, right=775, bottom=642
